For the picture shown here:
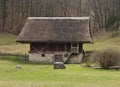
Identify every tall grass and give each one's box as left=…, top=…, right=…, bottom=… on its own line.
left=84, top=36, right=120, bottom=52
left=0, top=32, right=29, bottom=54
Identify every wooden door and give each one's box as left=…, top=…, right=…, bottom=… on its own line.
left=54, top=54, right=63, bottom=62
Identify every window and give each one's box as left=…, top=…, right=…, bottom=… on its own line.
left=41, top=54, right=45, bottom=57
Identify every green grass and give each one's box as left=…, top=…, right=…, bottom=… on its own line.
left=84, top=35, right=120, bottom=52
left=0, top=57, right=120, bottom=87
left=0, top=32, right=17, bottom=45
left=0, top=32, right=29, bottom=53
left=0, top=32, right=120, bottom=87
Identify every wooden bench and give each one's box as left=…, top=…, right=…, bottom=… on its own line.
left=109, top=66, right=120, bottom=71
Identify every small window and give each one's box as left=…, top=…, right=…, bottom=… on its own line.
left=41, top=54, right=45, bottom=57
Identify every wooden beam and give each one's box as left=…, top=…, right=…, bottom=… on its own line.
left=65, top=43, right=67, bottom=52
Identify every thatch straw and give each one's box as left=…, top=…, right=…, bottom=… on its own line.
left=17, top=17, right=92, bottom=43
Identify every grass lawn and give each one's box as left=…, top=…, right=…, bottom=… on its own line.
left=84, top=35, right=120, bottom=52
left=0, top=57, right=120, bottom=87
left=0, top=32, right=120, bottom=87
left=0, top=32, right=17, bottom=45
left=0, top=32, right=29, bottom=54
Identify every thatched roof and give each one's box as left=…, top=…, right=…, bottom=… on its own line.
left=17, top=17, right=92, bottom=43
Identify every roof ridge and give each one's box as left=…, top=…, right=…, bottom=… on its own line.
left=28, top=17, right=90, bottom=20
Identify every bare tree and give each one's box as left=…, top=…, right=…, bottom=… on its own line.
left=0, top=0, right=119, bottom=34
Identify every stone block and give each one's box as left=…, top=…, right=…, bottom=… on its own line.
left=54, top=62, right=65, bottom=69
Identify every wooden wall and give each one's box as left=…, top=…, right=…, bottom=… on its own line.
left=30, top=43, right=83, bottom=53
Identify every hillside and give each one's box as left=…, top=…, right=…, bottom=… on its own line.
left=0, top=32, right=29, bottom=53
left=0, top=32, right=17, bottom=45
left=84, top=31, right=120, bottom=52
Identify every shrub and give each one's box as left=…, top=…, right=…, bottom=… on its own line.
left=92, top=49, right=120, bottom=69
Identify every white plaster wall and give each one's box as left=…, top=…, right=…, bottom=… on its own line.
left=29, top=53, right=54, bottom=64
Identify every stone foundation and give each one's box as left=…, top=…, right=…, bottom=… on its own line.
left=29, top=53, right=54, bottom=64
left=29, top=52, right=84, bottom=64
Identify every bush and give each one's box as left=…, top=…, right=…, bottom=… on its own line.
left=92, top=49, right=120, bottom=69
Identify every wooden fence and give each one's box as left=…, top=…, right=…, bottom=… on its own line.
left=0, top=52, right=29, bottom=61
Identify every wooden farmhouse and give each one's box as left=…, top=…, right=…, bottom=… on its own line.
left=16, top=17, right=92, bottom=64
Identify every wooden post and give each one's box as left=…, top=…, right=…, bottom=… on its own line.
left=57, top=43, right=58, bottom=52
left=65, top=43, right=67, bottom=52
